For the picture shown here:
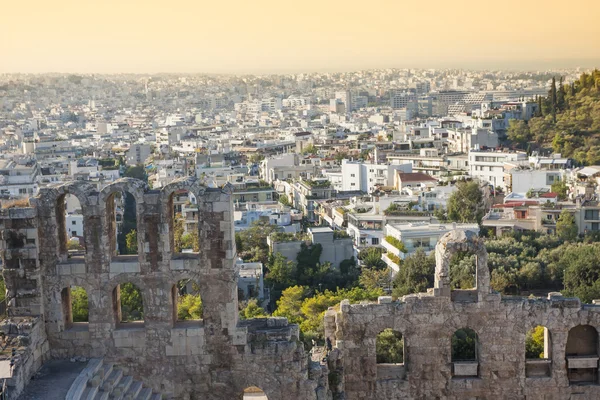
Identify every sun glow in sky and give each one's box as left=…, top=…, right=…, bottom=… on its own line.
left=2, top=0, right=599, bottom=73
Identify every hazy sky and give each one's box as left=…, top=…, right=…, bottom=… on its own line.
left=2, top=0, right=599, bottom=73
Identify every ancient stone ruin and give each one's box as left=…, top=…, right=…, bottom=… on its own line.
left=0, top=178, right=326, bottom=399
left=1, top=178, right=600, bottom=399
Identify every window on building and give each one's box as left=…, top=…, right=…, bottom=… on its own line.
left=72, top=220, right=77, bottom=225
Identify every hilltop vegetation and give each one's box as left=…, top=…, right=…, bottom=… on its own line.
left=508, top=70, right=600, bottom=164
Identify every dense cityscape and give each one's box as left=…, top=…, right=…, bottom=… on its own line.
left=1, top=65, right=600, bottom=399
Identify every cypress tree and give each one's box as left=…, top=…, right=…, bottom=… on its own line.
left=550, top=77, right=557, bottom=123
left=537, top=95, right=544, bottom=117
left=557, top=77, right=565, bottom=111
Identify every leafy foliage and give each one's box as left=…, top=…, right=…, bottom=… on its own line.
left=235, top=221, right=281, bottom=265
left=71, top=286, right=88, bottom=322
left=125, top=230, right=138, bottom=254
left=239, top=299, right=267, bottom=320
left=525, top=325, right=545, bottom=359
left=556, top=210, right=577, bottom=241
left=177, top=294, right=203, bottom=320
left=376, top=329, right=404, bottom=364
left=452, top=328, right=478, bottom=361
left=520, top=70, right=600, bottom=165
left=550, top=180, right=568, bottom=201
left=446, top=181, right=483, bottom=223
left=384, top=236, right=407, bottom=252
left=120, top=282, right=144, bottom=322
left=392, top=249, right=435, bottom=297
left=507, top=119, right=531, bottom=147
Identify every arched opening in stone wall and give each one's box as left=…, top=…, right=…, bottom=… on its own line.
left=168, top=190, right=199, bottom=253
left=57, top=194, right=86, bottom=259
left=242, top=387, right=268, bottom=400
left=376, top=329, right=405, bottom=380
left=449, top=252, right=476, bottom=289
left=451, top=328, right=479, bottom=377
left=172, top=279, right=203, bottom=325
left=525, top=325, right=552, bottom=377
left=106, top=191, right=138, bottom=257
left=113, top=282, right=144, bottom=326
left=61, top=285, right=89, bottom=330
left=566, top=325, right=599, bottom=384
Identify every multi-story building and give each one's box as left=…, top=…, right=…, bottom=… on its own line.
left=468, top=150, right=527, bottom=190
left=0, top=156, right=40, bottom=199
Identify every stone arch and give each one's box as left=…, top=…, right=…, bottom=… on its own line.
left=100, top=178, right=147, bottom=257
left=38, top=181, right=97, bottom=260
left=434, top=229, right=489, bottom=300
left=109, top=276, right=146, bottom=327
left=241, top=386, right=269, bottom=400
left=566, top=324, right=599, bottom=384
left=451, top=327, right=479, bottom=377
left=160, top=177, right=206, bottom=254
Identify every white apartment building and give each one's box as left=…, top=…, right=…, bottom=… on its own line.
left=259, top=153, right=316, bottom=183
left=0, top=157, right=40, bottom=199
left=339, top=160, right=412, bottom=193
left=508, top=169, right=565, bottom=194
left=468, top=150, right=527, bottom=190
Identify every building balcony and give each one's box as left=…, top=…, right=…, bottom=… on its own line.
left=382, top=253, right=400, bottom=273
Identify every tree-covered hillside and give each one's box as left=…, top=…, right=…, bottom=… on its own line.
left=508, top=69, right=600, bottom=164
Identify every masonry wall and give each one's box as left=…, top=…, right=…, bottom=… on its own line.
left=0, top=177, right=325, bottom=400
left=326, top=230, right=600, bottom=400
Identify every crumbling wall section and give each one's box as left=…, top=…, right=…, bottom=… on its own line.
left=332, top=230, right=600, bottom=400
left=0, top=178, right=323, bottom=400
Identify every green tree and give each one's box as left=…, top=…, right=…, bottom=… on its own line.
left=120, top=282, right=143, bottom=321
left=550, top=76, right=557, bottom=122
left=550, top=180, right=568, bottom=200
left=177, top=294, right=203, bottom=320
left=273, top=286, right=307, bottom=324
left=562, top=243, right=600, bottom=303
left=278, top=194, right=290, bottom=206
left=446, top=181, right=483, bottom=223
left=301, top=144, right=317, bottom=155
left=123, top=165, right=148, bottom=182
left=556, top=210, right=577, bottom=241
left=125, top=230, right=138, bottom=254
left=359, top=267, right=393, bottom=292
left=266, top=253, right=296, bottom=290
left=376, top=329, right=404, bottom=364
left=507, top=119, right=531, bottom=147
left=239, top=298, right=267, bottom=320
left=235, top=221, right=281, bottom=264
left=392, top=249, right=435, bottom=297
left=452, top=328, right=477, bottom=361
left=71, top=286, right=89, bottom=322
left=525, top=325, right=545, bottom=359
left=180, top=231, right=199, bottom=252
left=358, top=247, right=387, bottom=270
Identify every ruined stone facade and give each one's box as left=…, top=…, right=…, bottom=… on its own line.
left=325, top=230, right=600, bottom=400
left=2, top=180, right=600, bottom=400
left=0, top=178, right=325, bottom=399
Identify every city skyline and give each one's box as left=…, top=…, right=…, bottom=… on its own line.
left=2, top=0, right=599, bottom=74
